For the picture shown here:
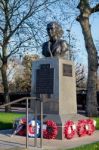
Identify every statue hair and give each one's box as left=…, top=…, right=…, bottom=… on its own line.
left=47, top=21, right=64, bottom=38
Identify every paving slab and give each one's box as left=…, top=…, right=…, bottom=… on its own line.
left=0, top=129, right=99, bottom=150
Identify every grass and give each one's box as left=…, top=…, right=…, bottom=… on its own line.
left=93, top=117, right=99, bottom=130
left=67, top=142, right=99, bottom=150
left=0, top=112, right=25, bottom=130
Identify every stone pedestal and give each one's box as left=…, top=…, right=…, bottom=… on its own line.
left=31, top=57, right=78, bottom=139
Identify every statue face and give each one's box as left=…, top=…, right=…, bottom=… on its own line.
left=47, top=23, right=58, bottom=40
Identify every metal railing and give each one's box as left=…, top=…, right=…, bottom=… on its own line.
left=0, top=96, right=43, bottom=149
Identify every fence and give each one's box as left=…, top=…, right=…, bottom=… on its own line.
left=0, top=96, right=43, bottom=149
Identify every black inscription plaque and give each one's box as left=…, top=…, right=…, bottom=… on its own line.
left=63, top=64, right=72, bottom=77
left=36, top=64, right=54, bottom=94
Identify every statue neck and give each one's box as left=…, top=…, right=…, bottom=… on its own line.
left=50, top=38, right=60, bottom=43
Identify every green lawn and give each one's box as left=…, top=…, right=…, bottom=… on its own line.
left=67, top=142, right=99, bottom=150
left=93, top=117, right=99, bottom=130
left=0, top=112, right=25, bottom=130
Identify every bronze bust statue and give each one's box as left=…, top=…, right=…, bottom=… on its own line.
left=42, top=22, right=69, bottom=58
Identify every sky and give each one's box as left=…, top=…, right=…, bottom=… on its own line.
left=38, top=1, right=99, bottom=68
left=69, top=13, right=99, bottom=67
left=9, top=0, right=99, bottom=70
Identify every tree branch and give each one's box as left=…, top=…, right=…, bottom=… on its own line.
left=91, top=4, right=99, bottom=13
left=0, top=27, right=4, bottom=32
left=7, top=38, right=31, bottom=58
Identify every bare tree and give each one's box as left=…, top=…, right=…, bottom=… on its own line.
left=76, top=0, right=99, bottom=116
left=0, top=0, right=57, bottom=111
left=76, top=63, right=86, bottom=89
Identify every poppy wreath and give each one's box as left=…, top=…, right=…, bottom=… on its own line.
left=43, top=120, right=58, bottom=139
left=28, top=120, right=40, bottom=138
left=13, top=118, right=40, bottom=137
left=85, top=119, right=96, bottom=135
left=14, top=118, right=26, bottom=136
left=13, top=117, right=26, bottom=129
left=77, top=119, right=87, bottom=137
left=64, top=120, right=76, bottom=139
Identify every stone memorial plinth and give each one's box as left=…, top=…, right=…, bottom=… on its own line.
left=31, top=57, right=78, bottom=139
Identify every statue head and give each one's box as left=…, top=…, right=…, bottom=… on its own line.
left=42, top=21, right=69, bottom=58
left=47, top=22, right=64, bottom=41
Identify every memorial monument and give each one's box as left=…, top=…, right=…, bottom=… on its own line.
left=31, top=22, right=79, bottom=139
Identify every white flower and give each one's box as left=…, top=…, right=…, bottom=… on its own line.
left=43, top=124, right=47, bottom=130
left=93, top=120, right=96, bottom=127
left=30, top=120, right=35, bottom=126
left=85, top=125, right=89, bottom=131
left=68, top=127, right=72, bottom=134
left=72, top=124, right=76, bottom=130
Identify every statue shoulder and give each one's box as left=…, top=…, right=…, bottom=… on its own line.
left=59, top=39, right=68, bottom=50
left=60, top=39, right=67, bottom=45
left=42, top=41, right=48, bottom=50
left=42, top=41, right=50, bottom=57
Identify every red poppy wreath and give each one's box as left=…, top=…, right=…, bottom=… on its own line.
left=85, top=119, right=96, bottom=135
left=64, top=120, right=76, bottom=139
left=77, top=119, right=87, bottom=137
left=43, top=120, right=58, bottom=139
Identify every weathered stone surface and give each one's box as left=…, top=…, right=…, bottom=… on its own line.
left=31, top=57, right=77, bottom=115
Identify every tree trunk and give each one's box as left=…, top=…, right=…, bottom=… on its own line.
left=87, top=65, right=98, bottom=116
left=77, top=16, right=98, bottom=116
left=1, top=60, right=11, bottom=112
